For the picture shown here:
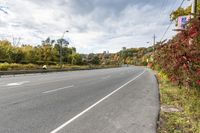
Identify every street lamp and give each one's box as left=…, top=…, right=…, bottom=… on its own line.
left=59, top=30, right=69, bottom=68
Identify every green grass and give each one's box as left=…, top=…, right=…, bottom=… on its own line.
left=0, top=63, right=39, bottom=70
left=157, top=72, right=200, bottom=133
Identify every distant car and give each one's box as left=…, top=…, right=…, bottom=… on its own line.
left=42, top=65, right=47, bottom=70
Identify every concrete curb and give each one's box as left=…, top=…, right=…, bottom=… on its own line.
left=0, top=67, right=119, bottom=77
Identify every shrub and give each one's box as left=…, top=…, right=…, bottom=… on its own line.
left=154, top=18, right=200, bottom=90
left=0, top=63, right=9, bottom=71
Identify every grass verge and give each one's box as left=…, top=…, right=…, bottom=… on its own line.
left=157, top=72, right=200, bottom=133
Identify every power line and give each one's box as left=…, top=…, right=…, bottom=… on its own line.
left=160, top=0, right=186, bottom=42
left=157, top=0, right=178, bottom=37
left=0, top=6, right=8, bottom=14
left=168, top=0, right=178, bottom=13
left=160, top=0, right=167, bottom=11
left=158, top=0, right=169, bottom=17
left=159, top=0, right=180, bottom=22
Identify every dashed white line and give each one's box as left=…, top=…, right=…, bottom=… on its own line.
left=43, top=85, right=74, bottom=94
left=50, top=70, right=146, bottom=133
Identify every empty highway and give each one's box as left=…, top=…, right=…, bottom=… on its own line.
left=0, top=67, right=159, bottom=133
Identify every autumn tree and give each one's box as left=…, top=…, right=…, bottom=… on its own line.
left=170, top=2, right=200, bottom=21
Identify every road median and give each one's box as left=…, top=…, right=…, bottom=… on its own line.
left=0, top=65, right=120, bottom=76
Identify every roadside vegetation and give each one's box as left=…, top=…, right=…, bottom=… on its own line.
left=0, top=38, right=153, bottom=71
left=0, top=38, right=119, bottom=70
left=153, top=17, right=200, bottom=90
left=157, top=71, right=200, bottom=133
left=154, top=5, right=200, bottom=132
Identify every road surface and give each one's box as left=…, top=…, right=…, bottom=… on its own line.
left=0, top=67, right=159, bottom=133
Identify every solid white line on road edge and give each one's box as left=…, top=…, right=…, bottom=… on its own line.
left=50, top=70, right=146, bottom=133
left=42, top=85, right=74, bottom=94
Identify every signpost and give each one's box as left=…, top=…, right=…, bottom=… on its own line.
left=177, top=15, right=191, bottom=29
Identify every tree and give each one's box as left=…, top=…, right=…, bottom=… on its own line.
left=70, top=53, right=82, bottom=65
left=91, top=56, right=100, bottom=65
left=11, top=48, right=24, bottom=63
left=170, top=7, right=191, bottom=21
left=57, top=38, right=69, bottom=47
left=170, top=2, right=200, bottom=21
left=0, top=38, right=81, bottom=65
left=0, top=40, right=13, bottom=62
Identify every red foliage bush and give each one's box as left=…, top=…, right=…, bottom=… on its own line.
left=154, top=18, right=200, bottom=89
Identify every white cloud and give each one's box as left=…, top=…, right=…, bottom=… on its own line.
left=0, top=0, right=192, bottom=53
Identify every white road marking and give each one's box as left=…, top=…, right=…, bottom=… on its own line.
left=6, top=81, right=30, bottom=86
left=43, top=85, right=74, bottom=94
left=50, top=70, right=146, bottom=133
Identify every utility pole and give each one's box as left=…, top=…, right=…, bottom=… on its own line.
left=152, top=34, right=156, bottom=59
left=191, top=0, right=198, bottom=18
left=153, top=34, right=156, bottom=46
left=153, top=34, right=156, bottom=52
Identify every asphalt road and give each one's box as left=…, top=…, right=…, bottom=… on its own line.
left=0, top=67, right=159, bottom=133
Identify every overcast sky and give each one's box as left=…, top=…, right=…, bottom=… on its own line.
left=0, top=0, right=192, bottom=53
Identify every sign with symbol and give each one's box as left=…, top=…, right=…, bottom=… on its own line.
left=177, top=15, right=191, bottom=29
